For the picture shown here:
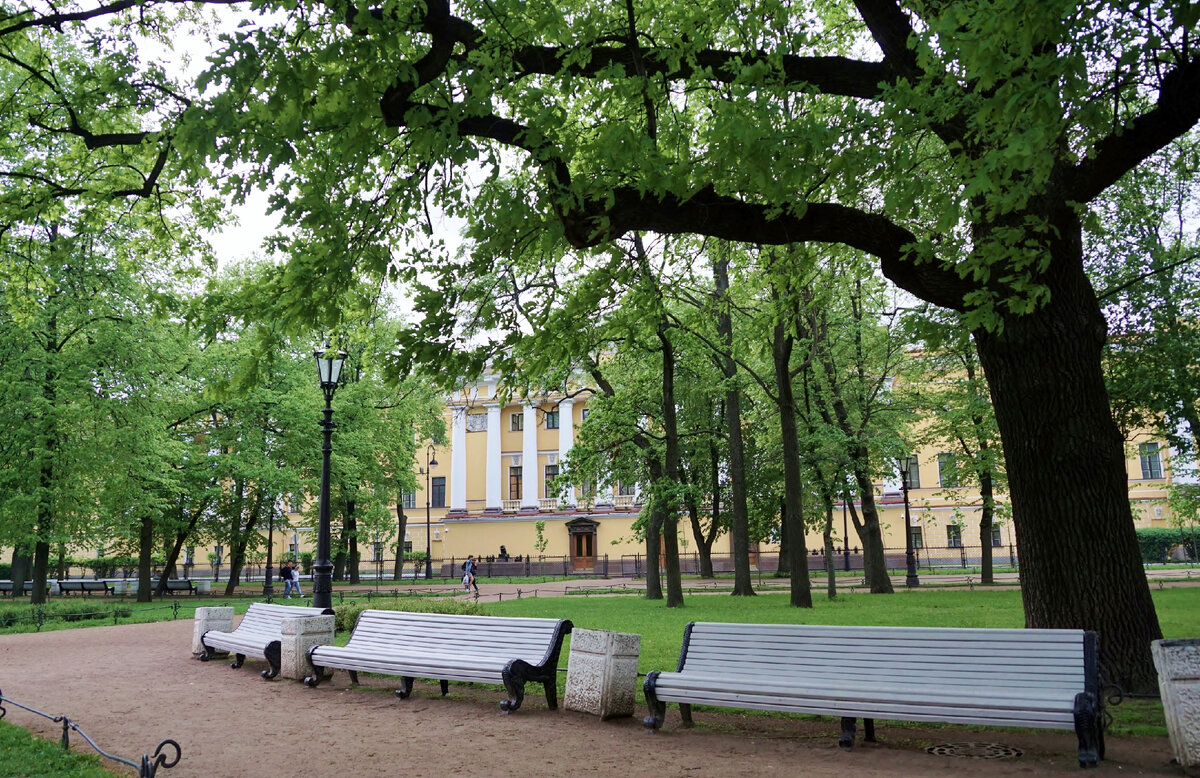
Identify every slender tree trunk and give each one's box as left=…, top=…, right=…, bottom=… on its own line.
left=394, top=501, right=408, bottom=580
left=974, top=252, right=1162, bottom=693
left=658, top=325, right=684, bottom=607
left=852, top=461, right=894, bottom=594
left=979, top=467, right=995, bottom=585
left=823, top=500, right=837, bottom=600
left=346, top=499, right=360, bottom=584
left=644, top=458, right=664, bottom=600
left=773, top=318, right=812, bottom=606
left=714, top=254, right=754, bottom=596
left=137, top=513, right=155, bottom=602
left=776, top=496, right=789, bottom=577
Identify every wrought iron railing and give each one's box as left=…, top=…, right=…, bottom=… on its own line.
left=0, top=688, right=181, bottom=777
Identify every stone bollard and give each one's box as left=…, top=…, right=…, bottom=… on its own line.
left=564, top=629, right=641, bottom=720
left=192, top=606, right=234, bottom=658
left=1152, top=638, right=1200, bottom=775
left=280, top=615, right=336, bottom=681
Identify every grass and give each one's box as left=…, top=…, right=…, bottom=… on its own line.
left=0, top=720, right=117, bottom=777
left=482, top=586, right=1199, bottom=737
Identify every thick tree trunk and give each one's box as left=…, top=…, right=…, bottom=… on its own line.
left=823, top=500, right=837, bottom=600
left=974, top=255, right=1162, bottom=693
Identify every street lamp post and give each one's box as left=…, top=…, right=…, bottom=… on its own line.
left=897, top=457, right=920, bottom=587
left=421, top=445, right=438, bottom=579
left=313, top=345, right=347, bottom=610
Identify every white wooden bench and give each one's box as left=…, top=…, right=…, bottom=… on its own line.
left=304, top=610, right=573, bottom=712
left=643, top=623, right=1103, bottom=767
left=200, top=602, right=334, bottom=680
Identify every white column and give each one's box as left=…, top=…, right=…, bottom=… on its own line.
left=522, top=404, right=538, bottom=509
left=486, top=404, right=502, bottom=510
left=450, top=408, right=467, bottom=512
left=558, top=398, right=576, bottom=505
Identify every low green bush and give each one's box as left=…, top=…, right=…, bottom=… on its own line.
left=332, top=596, right=483, bottom=632
left=0, top=600, right=133, bottom=630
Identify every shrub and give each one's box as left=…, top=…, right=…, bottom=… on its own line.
left=332, top=596, right=483, bottom=632
left=1135, top=528, right=1200, bottom=563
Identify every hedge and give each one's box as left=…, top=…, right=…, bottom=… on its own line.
left=1135, top=527, right=1199, bottom=563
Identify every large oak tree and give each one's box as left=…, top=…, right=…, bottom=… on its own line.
left=6, top=0, right=1198, bottom=691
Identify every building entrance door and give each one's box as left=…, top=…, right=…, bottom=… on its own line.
left=566, top=518, right=598, bottom=573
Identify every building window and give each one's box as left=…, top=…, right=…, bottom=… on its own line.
left=909, top=527, right=923, bottom=549
left=401, top=490, right=416, bottom=509
left=545, top=464, right=559, bottom=497
left=581, top=408, right=589, bottom=422
left=431, top=476, right=446, bottom=508
left=184, top=547, right=193, bottom=565
left=1139, top=442, right=1163, bottom=480
left=991, top=525, right=1002, bottom=547
left=947, top=524, right=963, bottom=548
left=373, top=542, right=383, bottom=562
left=618, top=481, right=636, bottom=496
left=511, top=412, right=523, bottom=432
left=288, top=493, right=302, bottom=513
left=901, top=455, right=920, bottom=489
left=509, top=466, right=523, bottom=500
left=545, top=408, right=560, bottom=429
left=937, top=453, right=959, bottom=488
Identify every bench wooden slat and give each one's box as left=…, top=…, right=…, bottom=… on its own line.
left=201, top=602, right=333, bottom=680
left=643, top=622, right=1102, bottom=768
left=306, top=610, right=572, bottom=712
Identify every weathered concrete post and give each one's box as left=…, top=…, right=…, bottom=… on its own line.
left=564, top=628, right=641, bottom=720
left=192, top=606, right=233, bottom=658
left=1152, top=638, right=1200, bottom=776
left=280, top=615, right=336, bottom=681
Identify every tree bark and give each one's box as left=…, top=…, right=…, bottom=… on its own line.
left=974, top=247, right=1162, bottom=693
left=644, top=457, right=664, bottom=600
left=773, top=318, right=812, bottom=606
left=714, top=254, right=754, bottom=596
left=658, top=325, right=684, bottom=607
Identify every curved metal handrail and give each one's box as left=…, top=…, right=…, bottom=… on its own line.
left=0, top=687, right=181, bottom=777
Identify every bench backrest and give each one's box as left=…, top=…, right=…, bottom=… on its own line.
left=347, top=610, right=570, bottom=666
left=678, top=622, right=1097, bottom=696
left=234, top=602, right=334, bottom=635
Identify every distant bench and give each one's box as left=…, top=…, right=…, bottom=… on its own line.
left=58, top=580, right=114, bottom=595
left=643, top=623, right=1104, bottom=768
left=200, top=602, right=334, bottom=679
left=305, top=610, right=572, bottom=712
left=0, top=581, right=48, bottom=595
left=163, top=579, right=197, bottom=595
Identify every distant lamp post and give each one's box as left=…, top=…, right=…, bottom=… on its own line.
left=897, top=457, right=920, bottom=587
left=263, top=500, right=277, bottom=597
left=313, top=344, right=347, bottom=609
left=421, top=445, right=438, bottom=579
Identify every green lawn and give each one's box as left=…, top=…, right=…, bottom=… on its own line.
left=0, top=720, right=117, bottom=777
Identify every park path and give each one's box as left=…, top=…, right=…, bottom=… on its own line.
left=0, top=575, right=1184, bottom=778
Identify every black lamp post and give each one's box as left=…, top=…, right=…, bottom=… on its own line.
left=313, top=344, right=346, bottom=609
left=263, top=499, right=276, bottom=597
left=897, top=457, right=920, bottom=587
left=421, top=445, right=438, bottom=579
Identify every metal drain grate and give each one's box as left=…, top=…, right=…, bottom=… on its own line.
left=926, top=742, right=1024, bottom=759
